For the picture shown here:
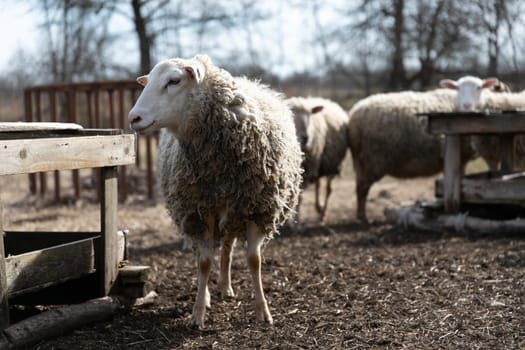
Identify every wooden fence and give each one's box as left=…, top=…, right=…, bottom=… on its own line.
left=23, top=80, right=158, bottom=202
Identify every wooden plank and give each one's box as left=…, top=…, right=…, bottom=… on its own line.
left=427, top=114, right=525, bottom=135
left=443, top=135, right=462, bottom=213
left=99, top=167, right=118, bottom=296
left=0, top=129, right=124, bottom=140
left=436, top=177, right=525, bottom=205
left=4, top=231, right=100, bottom=256
left=0, top=122, right=83, bottom=132
left=4, top=230, right=126, bottom=271
left=0, top=231, right=9, bottom=329
left=0, top=134, right=135, bottom=176
left=6, top=238, right=96, bottom=297
left=118, top=265, right=151, bottom=284
left=500, top=135, right=514, bottom=173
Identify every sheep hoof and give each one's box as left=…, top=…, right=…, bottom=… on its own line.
left=188, top=317, right=204, bottom=330
left=256, top=304, right=273, bottom=324
left=257, top=312, right=274, bottom=325
left=218, top=286, right=236, bottom=299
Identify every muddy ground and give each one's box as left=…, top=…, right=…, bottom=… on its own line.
left=1, top=171, right=524, bottom=350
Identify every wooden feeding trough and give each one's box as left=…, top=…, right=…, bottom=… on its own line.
left=0, top=122, right=148, bottom=346
left=385, top=110, right=525, bottom=233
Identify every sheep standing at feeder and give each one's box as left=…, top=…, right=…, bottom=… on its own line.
left=347, top=89, right=478, bottom=222
left=287, top=97, right=350, bottom=222
left=128, top=54, right=303, bottom=328
left=440, top=76, right=525, bottom=170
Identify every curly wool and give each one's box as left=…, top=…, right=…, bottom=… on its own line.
left=157, top=58, right=303, bottom=242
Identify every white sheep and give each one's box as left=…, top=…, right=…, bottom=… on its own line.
left=128, top=54, right=303, bottom=329
left=287, top=97, right=350, bottom=222
left=347, top=89, right=477, bottom=222
left=440, top=76, right=525, bottom=170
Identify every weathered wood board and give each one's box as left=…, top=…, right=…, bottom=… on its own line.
left=0, top=122, right=83, bottom=132
left=436, top=173, right=525, bottom=205
left=425, top=112, right=525, bottom=135
left=4, top=231, right=127, bottom=298
left=0, top=134, right=135, bottom=175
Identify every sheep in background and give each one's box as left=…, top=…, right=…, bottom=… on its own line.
left=347, top=89, right=477, bottom=222
left=440, top=76, right=525, bottom=170
left=440, top=76, right=501, bottom=170
left=128, top=55, right=303, bottom=328
left=287, top=97, right=350, bottom=222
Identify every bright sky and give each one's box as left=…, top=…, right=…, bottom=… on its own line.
left=0, top=2, right=38, bottom=71
left=0, top=1, right=347, bottom=78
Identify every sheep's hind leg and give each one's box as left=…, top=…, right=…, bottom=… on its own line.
left=218, top=236, right=236, bottom=298
left=189, top=216, right=215, bottom=329
left=246, top=221, right=273, bottom=324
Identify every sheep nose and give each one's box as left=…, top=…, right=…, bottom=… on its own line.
left=130, top=115, right=142, bottom=126
left=462, top=103, right=472, bottom=111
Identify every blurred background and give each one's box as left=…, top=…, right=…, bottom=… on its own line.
left=1, top=0, right=524, bottom=121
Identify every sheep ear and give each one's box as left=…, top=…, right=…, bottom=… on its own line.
left=439, top=79, right=457, bottom=90
left=482, top=78, right=499, bottom=89
left=185, top=63, right=205, bottom=84
left=311, top=105, right=324, bottom=114
left=136, top=75, right=149, bottom=86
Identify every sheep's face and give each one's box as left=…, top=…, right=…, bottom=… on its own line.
left=290, top=104, right=324, bottom=151
left=128, top=57, right=205, bottom=137
left=440, top=76, right=498, bottom=111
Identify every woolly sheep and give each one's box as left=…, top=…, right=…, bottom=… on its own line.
left=287, top=96, right=350, bottom=222
left=440, top=76, right=525, bottom=170
left=128, top=54, right=303, bottom=328
left=347, top=89, right=477, bottom=222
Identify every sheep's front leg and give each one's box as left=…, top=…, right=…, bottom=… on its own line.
left=218, top=236, right=236, bottom=298
left=246, top=221, right=273, bottom=324
left=189, top=217, right=215, bottom=329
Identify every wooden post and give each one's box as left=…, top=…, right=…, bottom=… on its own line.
left=443, top=135, right=461, bottom=213
left=118, top=89, right=128, bottom=202
left=0, top=230, right=9, bottom=330
left=67, top=90, right=80, bottom=200
left=49, top=90, right=61, bottom=202
left=24, top=89, right=37, bottom=196
left=500, top=134, right=514, bottom=173
left=99, top=166, right=118, bottom=296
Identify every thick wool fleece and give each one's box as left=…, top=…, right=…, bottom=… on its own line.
left=157, top=57, right=303, bottom=243
left=348, top=89, right=477, bottom=182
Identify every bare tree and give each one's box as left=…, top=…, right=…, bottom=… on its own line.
left=408, top=0, right=474, bottom=88
left=35, top=0, right=115, bottom=82
left=474, top=0, right=523, bottom=76
left=128, top=0, right=170, bottom=74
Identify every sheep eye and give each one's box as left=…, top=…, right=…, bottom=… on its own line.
left=166, top=79, right=180, bottom=88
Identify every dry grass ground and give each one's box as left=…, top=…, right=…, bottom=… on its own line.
left=1, top=165, right=524, bottom=349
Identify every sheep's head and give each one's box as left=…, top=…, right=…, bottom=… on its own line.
left=290, top=102, right=323, bottom=150
left=439, top=75, right=499, bottom=111
left=128, top=55, right=208, bottom=136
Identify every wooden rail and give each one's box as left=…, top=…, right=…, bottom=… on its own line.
left=23, top=80, right=157, bottom=201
